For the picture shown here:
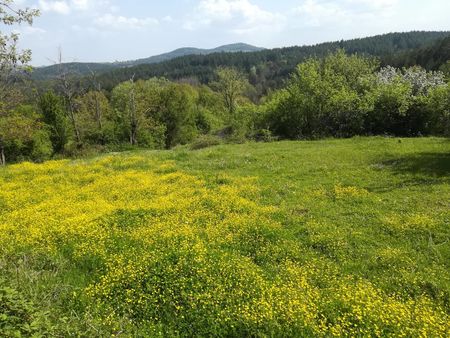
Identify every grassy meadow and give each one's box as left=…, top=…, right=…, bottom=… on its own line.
left=0, top=137, right=449, bottom=337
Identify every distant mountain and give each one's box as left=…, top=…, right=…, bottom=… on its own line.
left=32, top=32, right=450, bottom=90
left=121, top=43, right=265, bottom=66
left=32, top=43, right=264, bottom=80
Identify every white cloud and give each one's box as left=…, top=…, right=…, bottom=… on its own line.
left=346, top=0, right=398, bottom=10
left=71, top=0, right=89, bottom=10
left=38, top=0, right=112, bottom=14
left=294, top=0, right=349, bottom=27
left=38, top=0, right=71, bottom=15
left=23, top=26, right=47, bottom=35
left=293, top=0, right=399, bottom=27
left=12, top=26, right=47, bottom=35
left=94, top=13, right=159, bottom=30
left=184, top=0, right=285, bottom=34
left=162, top=15, right=174, bottom=23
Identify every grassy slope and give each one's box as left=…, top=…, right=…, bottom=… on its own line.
left=0, top=137, right=449, bottom=336
left=173, top=137, right=450, bottom=286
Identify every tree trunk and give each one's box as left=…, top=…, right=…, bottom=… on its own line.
left=94, top=92, right=103, bottom=131
left=0, top=142, right=5, bottom=166
left=67, top=100, right=82, bottom=145
left=129, top=79, right=138, bottom=145
left=93, top=92, right=104, bottom=144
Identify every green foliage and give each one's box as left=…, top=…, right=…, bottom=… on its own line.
left=111, top=78, right=167, bottom=148
left=0, top=284, right=53, bottom=337
left=70, top=31, right=450, bottom=93
left=440, top=60, right=450, bottom=79
left=0, top=0, right=40, bottom=79
left=264, top=52, right=447, bottom=139
left=190, top=134, right=222, bottom=150
left=0, top=105, right=51, bottom=164
left=265, top=51, right=378, bottom=138
left=38, top=91, right=70, bottom=153
left=3, top=37, right=450, bottom=163
left=368, top=78, right=413, bottom=135
left=229, top=102, right=260, bottom=141
left=195, top=85, right=226, bottom=133
left=213, top=67, right=250, bottom=116
left=158, top=83, right=199, bottom=148
left=30, top=129, right=52, bottom=162
left=111, top=79, right=220, bottom=149
left=367, top=66, right=447, bottom=136
left=252, top=128, right=275, bottom=142
left=426, top=83, right=450, bottom=135
left=384, top=36, right=450, bottom=71
left=75, top=90, right=115, bottom=145
left=0, top=138, right=449, bottom=336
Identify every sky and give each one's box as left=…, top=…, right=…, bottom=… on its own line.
left=6, top=0, right=450, bottom=66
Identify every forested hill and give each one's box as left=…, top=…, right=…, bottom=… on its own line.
left=125, top=43, right=264, bottom=66
left=32, top=43, right=264, bottom=80
left=92, top=31, right=449, bottom=92
left=383, top=35, right=450, bottom=71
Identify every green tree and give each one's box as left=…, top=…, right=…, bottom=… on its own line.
left=0, top=0, right=39, bottom=164
left=0, top=0, right=39, bottom=90
left=0, top=105, right=51, bottom=164
left=76, top=90, right=114, bottom=144
left=111, top=78, right=167, bottom=148
left=38, top=91, right=70, bottom=153
left=214, top=67, right=249, bottom=117
left=426, top=83, right=450, bottom=136
left=265, top=50, right=378, bottom=138
left=369, top=66, right=445, bottom=136
left=158, top=83, right=199, bottom=148
left=195, top=85, right=226, bottom=134
left=367, top=78, right=412, bottom=135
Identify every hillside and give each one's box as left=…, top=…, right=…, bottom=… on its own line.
left=91, top=30, right=450, bottom=91
left=123, top=43, right=264, bottom=66
left=31, top=43, right=264, bottom=80
left=383, top=35, right=450, bottom=71
left=1, top=137, right=449, bottom=336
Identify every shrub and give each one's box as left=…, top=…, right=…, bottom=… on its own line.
left=190, top=134, right=222, bottom=150
left=265, top=50, right=378, bottom=139
left=252, top=128, right=276, bottom=142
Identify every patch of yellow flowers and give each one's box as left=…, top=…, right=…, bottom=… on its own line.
left=0, top=155, right=448, bottom=336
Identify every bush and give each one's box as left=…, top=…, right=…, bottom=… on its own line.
left=190, top=134, right=222, bottom=150
left=426, top=82, right=450, bottom=135
left=30, top=129, right=53, bottom=162
left=252, top=129, right=276, bottom=142
left=265, top=51, right=378, bottom=139
left=38, top=91, right=70, bottom=153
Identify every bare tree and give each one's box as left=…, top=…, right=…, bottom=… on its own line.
left=87, top=66, right=105, bottom=140
left=55, top=47, right=82, bottom=145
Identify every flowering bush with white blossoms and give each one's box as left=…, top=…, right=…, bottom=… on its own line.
left=376, top=66, right=446, bottom=95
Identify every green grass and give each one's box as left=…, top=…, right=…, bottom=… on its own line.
left=1, top=137, right=449, bottom=336
left=168, top=137, right=450, bottom=300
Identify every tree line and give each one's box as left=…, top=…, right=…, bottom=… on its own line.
left=1, top=1, right=449, bottom=165
left=2, top=49, right=449, bottom=165
left=32, top=31, right=450, bottom=97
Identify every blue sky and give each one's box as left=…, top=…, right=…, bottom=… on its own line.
left=8, top=0, right=450, bottom=65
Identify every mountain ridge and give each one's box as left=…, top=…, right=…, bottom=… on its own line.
left=118, top=43, right=265, bottom=66
left=33, top=43, right=264, bottom=79
left=32, top=31, right=450, bottom=84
